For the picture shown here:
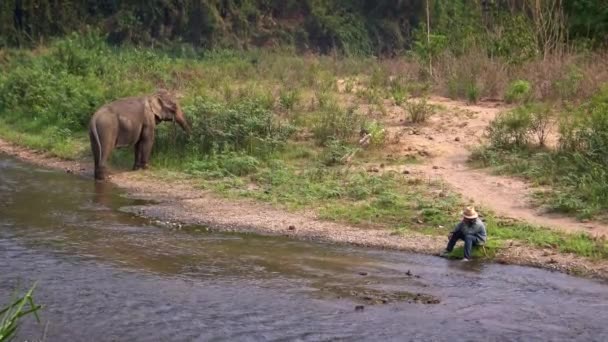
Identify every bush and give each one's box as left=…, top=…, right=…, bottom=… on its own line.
left=559, top=87, right=608, bottom=159
left=186, top=97, right=295, bottom=157
left=487, top=106, right=532, bottom=149
left=505, top=80, right=532, bottom=104
left=482, top=89, right=608, bottom=218
left=278, top=88, right=300, bottom=111
left=466, top=81, right=481, bottom=104
left=312, top=105, right=365, bottom=145
left=320, top=138, right=358, bottom=166
left=404, top=97, right=435, bottom=123
left=528, top=103, right=553, bottom=147
left=361, top=120, right=387, bottom=146
left=553, top=66, right=584, bottom=101
left=487, top=103, right=553, bottom=149
left=389, top=77, right=408, bottom=106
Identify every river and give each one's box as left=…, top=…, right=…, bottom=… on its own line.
left=1, top=154, right=607, bottom=341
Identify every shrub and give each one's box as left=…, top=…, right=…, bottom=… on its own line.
left=559, top=87, right=608, bottom=160
left=0, top=63, right=107, bottom=130
left=505, top=80, right=532, bottom=104
left=186, top=97, right=295, bottom=157
left=312, top=105, right=364, bottom=145
left=466, top=81, right=481, bottom=104
left=320, top=138, right=358, bottom=166
left=404, top=97, right=435, bottom=123
left=361, top=120, right=387, bottom=146
left=487, top=106, right=532, bottom=149
left=489, top=103, right=554, bottom=148
left=553, top=66, right=584, bottom=101
left=391, top=87, right=407, bottom=106
left=405, top=82, right=431, bottom=98
left=389, top=77, right=408, bottom=106
left=528, top=103, right=553, bottom=147
left=278, top=88, right=300, bottom=111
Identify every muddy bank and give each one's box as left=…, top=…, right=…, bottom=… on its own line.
left=1, top=137, right=607, bottom=281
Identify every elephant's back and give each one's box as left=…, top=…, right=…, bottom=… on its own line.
left=103, top=96, right=146, bottom=114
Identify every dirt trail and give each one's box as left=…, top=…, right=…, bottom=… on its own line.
left=385, top=96, right=608, bottom=237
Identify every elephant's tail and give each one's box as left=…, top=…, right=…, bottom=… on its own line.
left=89, top=115, right=102, bottom=167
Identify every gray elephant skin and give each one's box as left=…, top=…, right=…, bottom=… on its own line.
left=88, top=90, right=190, bottom=181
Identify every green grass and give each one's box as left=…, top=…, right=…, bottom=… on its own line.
left=0, top=120, right=88, bottom=159
left=471, top=146, right=608, bottom=221
left=472, top=88, right=608, bottom=221
left=1, top=284, right=42, bottom=342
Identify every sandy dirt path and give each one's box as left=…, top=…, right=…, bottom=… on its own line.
left=381, top=96, right=608, bottom=237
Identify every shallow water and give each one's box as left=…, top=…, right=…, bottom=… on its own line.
left=1, top=154, right=608, bottom=341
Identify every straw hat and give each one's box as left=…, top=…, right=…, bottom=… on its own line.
left=462, top=206, right=479, bottom=219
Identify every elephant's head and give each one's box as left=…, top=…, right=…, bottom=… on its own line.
left=149, top=89, right=191, bottom=135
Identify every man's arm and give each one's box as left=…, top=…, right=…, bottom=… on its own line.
left=476, top=221, right=487, bottom=240
left=448, top=222, right=462, bottom=238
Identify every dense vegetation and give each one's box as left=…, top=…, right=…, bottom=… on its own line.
left=1, top=1, right=606, bottom=54
left=1, top=0, right=608, bottom=261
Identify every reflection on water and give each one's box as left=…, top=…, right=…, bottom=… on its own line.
left=94, top=180, right=114, bottom=207
left=1, top=154, right=608, bottom=341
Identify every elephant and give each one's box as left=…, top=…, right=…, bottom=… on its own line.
left=88, top=89, right=190, bottom=181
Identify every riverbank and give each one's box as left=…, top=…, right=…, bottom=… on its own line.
left=2, top=137, right=607, bottom=281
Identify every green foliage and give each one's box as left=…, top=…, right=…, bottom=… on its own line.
left=427, top=0, right=484, bottom=55
left=558, top=86, right=608, bottom=160
left=466, top=81, right=481, bottom=104
left=0, top=0, right=424, bottom=56
left=487, top=107, right=533, bottom=149
left=0, top=0, right=605, bottom=58
left=389, top=78, right=408, bottom=106
left=305, top=9, right=372, bottom=56
left=320, top=139, right=358, bottom=166
left=185, top=97, right=295, bottom=157
left=505, top=80, right=533, bottom=104
left=412, top=33, right=448, bottom=65
left=278, top=88, right=300, bottom=111
left=446, top=68, right=480, bottom=102
left=186, top=153, right=260, bottom=177
left=478, top=88, right=608, bottom=219
left=565, top=0, right=608, bottom=46
left=312, top=105, right=365, bottom=145
left=362, top=120, right=387, bottom=146
left=487, top=14, right=538, bottom=63
left=553, top=66, right=585, bottom=101
left=1, top=284, right=42, bottom=342
left=487, top=103, right=553, bottom=150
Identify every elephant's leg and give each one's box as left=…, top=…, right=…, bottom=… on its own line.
left=138, top=129, right=155, bottom=170
left=97, top=137, right=115, bottom=180
left=90, top=130, right=102, bottom=180
left=133, top=140, right=144, bottom=170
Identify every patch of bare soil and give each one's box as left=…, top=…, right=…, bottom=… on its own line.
left=1, top=137, right=608, bottom=281
left=372, top=96, right=608, bottom=238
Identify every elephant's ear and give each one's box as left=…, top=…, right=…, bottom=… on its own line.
left=147, top=95, right=164, bottom=120
left=157, top=92, right=178, bottom=112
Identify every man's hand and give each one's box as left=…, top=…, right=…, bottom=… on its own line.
left=448, top=232, right=453, bottom=240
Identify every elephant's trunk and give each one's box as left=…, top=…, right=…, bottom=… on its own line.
left=175, top=108, right=191, bottom=135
